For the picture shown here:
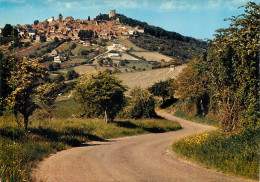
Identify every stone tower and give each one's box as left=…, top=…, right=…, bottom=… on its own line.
left=109, top=9, right=116, bottom=18
left=58, top=14, right=63, bottom=23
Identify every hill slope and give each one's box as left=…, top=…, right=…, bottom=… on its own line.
left=95, top=13, right=207, bottom=61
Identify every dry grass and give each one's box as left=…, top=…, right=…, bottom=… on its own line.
left=117, top=39, right=145, bottom=51
left=116, top=65, right=185, bottom=90
left=74, top=65, right=97, bottom=74
left=132, top=51, right=173, bottom=62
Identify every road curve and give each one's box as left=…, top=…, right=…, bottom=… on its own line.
left=34, top=111, right=249, bottom=182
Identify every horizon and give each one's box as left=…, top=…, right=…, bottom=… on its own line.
left=0, top=0, right=255, bottom=40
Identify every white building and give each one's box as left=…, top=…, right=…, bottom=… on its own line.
left=113, top=42, right=121, bottom=48
left=28, top=31, right=36, bottom=37
left=54, top=56, right=66, bottom=63
left=47, top=17, right=54, bottom=23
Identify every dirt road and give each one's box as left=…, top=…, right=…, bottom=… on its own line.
left=34, top=111, right=249, bottom=182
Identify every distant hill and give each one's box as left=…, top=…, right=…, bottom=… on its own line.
left=95, top=13, right=207, bottom=62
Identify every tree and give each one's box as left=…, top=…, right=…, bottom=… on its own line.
left=53, top=74, right=65, bottom=83
left=70, top=43, right=77, bottom=49
left=168, top=2, right=259, bottom=134
left=66, top=70, right=79, bottom=80
left=36, top=82, right=63, bottom=118
left=2, top=24, right=18, bottom=37
left=6, top=57, right=47, bottom=130
left=34, top=20, right=39, bottom=25
left=74, top=71, right=126, bottom=123
left=78, top=30, right=93, bottom=40
left=0, top=52, right=13, bottom=115
left=148, top=79, right=172, bottom=105
left=123, top=87, right=156, bottom=119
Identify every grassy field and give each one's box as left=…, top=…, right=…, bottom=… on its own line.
left=0, top=98, right=181, bottom=181
left=172, top=130, right=259, bottom=180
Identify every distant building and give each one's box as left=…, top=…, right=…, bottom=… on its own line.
left=58, top=14, right=63, bottom=23
left=65, top=16, right=74, bottom=22
left=170, top=65, right=175, bottom=71
left=54, top=55, right=66, bottom=63
left=113, top=42, right=121, bottom=48
left=0, top=28, right=2, bottom=34
left=109, top=9, right=116, bottom=18
left=83, top=41, right=91, bottom=46
left=28, top=31, right=36, bottom=37
left=35, top=35, right=41, bottom=42
left=51, top=49, right=59, bottom=56
left=47, top=17, right=54, bottom=23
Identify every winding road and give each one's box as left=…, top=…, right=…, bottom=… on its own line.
left=34, top=111, right=250, bottom=182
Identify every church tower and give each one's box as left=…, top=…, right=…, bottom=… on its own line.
left=58, top=14, right=63, bottom=23
left=109, top=10, right=116, bottom=18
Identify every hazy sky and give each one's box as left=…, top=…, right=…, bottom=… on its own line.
left=0, top=0, right=256, bottom=40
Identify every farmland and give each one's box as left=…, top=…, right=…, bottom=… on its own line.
left=117, top=65, right=185, bottom=90
left=132, top=51, right=173, bottom=62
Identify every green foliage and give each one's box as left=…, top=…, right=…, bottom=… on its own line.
left=6, top=57, right=48, bottom=130
left=172, top=129, right=259, bottom=179
left=131, top=34, right=206, bottom=61
left=53, top=74, right=65, bottom=83
left=36, top=82, right=64, bottom=118
left=74, top=72, right=126, bottom=122
left=66, top=70, right=79, bottom=80
left=119, top=88, right=156, bottom=119
left=0, top=53, right=13, bottom=115
left=148, top=79, right=172, bottom=104
left=70, top=43, right=77, bottom=49
left=2, top=24, right=18, bottom=37
left=78, top=30, right=94, bottom=40
left=169, top=2, right=259, bottom=133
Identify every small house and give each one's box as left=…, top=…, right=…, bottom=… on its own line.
left=35, top=35, right=41, bottom=42
left=51, top=49, right=59, bottom=56
left=53, top=55, right=66, bottom=63
left=28, top=31, right=36, bottom=37
left=83, top=41, right=91, bottom=46
left=170, top=65, right=175, bottom=71
left=113, top=42, right=121, bottom=48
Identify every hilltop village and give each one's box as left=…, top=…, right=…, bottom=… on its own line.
left=8, top=10, right=144, bottom=42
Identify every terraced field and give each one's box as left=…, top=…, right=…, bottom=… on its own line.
left=116, top=65, right=185, bottom=90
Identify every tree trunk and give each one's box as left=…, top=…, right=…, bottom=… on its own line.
left=24, top=115, right=29, bottom=130
left=162, top=96, right=165, bottom=105
left=104, top=110, right=108, bottom=124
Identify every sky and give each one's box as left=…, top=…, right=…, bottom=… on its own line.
left=0, top=0, right=257, bottom=40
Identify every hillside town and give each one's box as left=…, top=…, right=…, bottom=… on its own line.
left=3, top=10, right=144, bottom=43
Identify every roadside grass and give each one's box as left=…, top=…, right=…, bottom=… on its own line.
left=0, top=102, right=181, bottom=181
left=171, top=129, right=259, bottom=180
left=173, top=111, right=218, bottom=126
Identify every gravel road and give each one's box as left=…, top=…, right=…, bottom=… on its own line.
left=34, top=111, right=250, bottom=182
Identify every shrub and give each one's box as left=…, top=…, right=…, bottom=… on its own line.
left=118, top=87, right=156, bottom=119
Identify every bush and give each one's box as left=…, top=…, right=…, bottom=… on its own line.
left=66, top=70, right=79, bottom=80
left=118, top=87, right=156, bottom=119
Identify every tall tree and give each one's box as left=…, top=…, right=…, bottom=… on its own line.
left=2, top=24, right=18, bottom=37
left=74, top=71, right=126, bottom=123
left=148, top=79, right=172, bottom=105
left=6, top=57, right=47, bottom=130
